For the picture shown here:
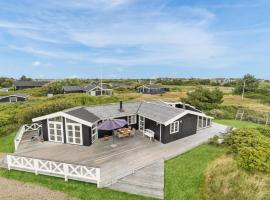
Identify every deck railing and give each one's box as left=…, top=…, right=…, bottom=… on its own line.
left=14, top=123, right=42, bottom=151
left=6, top=155, right=100, bottom=186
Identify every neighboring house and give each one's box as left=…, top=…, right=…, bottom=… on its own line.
left=0, top=93, right=29, bottom=103
left=63, top=83, right=113, bottom=96
left=14, top=80, right=49, bottom=90
left=212, top=78, right=234, bottom=85
left=162, top=101, right=202, bottom=113
left=32, top=100, right=213, bottom=146
left=137, top=85, right=167, bottom=94
left=0, top=87, right=11, bottom=92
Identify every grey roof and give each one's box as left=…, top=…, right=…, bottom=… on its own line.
left=138, top=101, right=185, bottom=123
left=65, top=107, right=100, bottom=123
left=63, top=83, right=111, bottom=93
left=63, top=86, right=84, bottom=92
left=35, top=100, right=208, bottom=125
left=140, top=85, right=166, bottom=89
left=14, top=81, right=48, bottom=87
left=85, top=102, right=141, bottom=120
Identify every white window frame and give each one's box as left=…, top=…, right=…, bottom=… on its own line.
left=9, top=96, right=17, bottom=102
left=139, top=116, right=145, bottom=131
left=91, top=122, right=98, bottom=143
left=170, top=121, right=179, bottom=134
left=127, top=115, right=137, bottom=125
left=47, top=118, right=64, bottom=143
left=65, top=118, right=83, bottom=145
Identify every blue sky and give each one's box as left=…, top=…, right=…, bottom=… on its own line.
left=0, top=0, right=270, bottom=79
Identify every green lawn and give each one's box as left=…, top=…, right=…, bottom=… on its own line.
left=0, top=132, right=15, bottom=153
left=0, top=168, right=151, bottom=200
left=215, top=119, right=264, bottom=129
left=165, top=144, right=225, bottom=200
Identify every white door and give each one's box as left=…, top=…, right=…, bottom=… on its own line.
left=92, top=123, right=98, bottom=143
left=66, top=123, right=82, bottom=145
left=48, top=122, right=63, bottom=143
left=139, top=116, right=145, bottom=132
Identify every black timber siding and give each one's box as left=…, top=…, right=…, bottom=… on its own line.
left=82, top=125, right=91, bottom=146
left=144, top=118, right=162, bottom=141
left=162, top=114, right=198, bottom=144
left=0, top=97, right=10, bottom=102
left=15, top=86, right=39, bottom=90
left=0, top=96, right=26, bottom=102
left=41, top=120, right=48, bottom=141
left=138, top=88, right=166, bottom=94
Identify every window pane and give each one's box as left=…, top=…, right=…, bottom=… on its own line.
left=75, top=126, right=80, bottom=131
left=50, top=135, right=55, bottom=140
left=57, top=130, right=62, bottom=135
left=75, top=131, right=80, bottom=137
left=68, top=131, right=73, bottom=136
left=56, top=124, right=62, bottom=129
left=69, top=138, right=73, bottom=143
left=75, top=138, right=80, bottom=144
left=50, top=129, right=55, bottom=134
left=49, top=124, right=54, bottom=128
left=57, top=136, right=62, bottom=141
left=67, top=125, right=72, bottom=130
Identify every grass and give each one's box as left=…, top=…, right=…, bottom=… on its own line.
left=198, top=155, right=270, bottom=200
left=223, top=95, right=270, bottom=112
left=0, top=132, right=15, bottom=153
left=215, top=119, right=263, bottom=129
left=165, top=144, right=225, bottom=200
left=0, top=168, right=152, bottom=200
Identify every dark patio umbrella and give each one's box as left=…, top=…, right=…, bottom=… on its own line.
left=97, top=119, right=127, bottom=130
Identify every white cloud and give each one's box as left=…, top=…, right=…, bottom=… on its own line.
left=32, top=61, right=41, bottom=66
left=0, top=1, right=225, bottom=68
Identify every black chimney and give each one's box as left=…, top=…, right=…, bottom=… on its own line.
left=119, top=101, right=124, bottom=112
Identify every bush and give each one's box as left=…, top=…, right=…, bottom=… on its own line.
left=208, top=105, right=238, bottom=119
left=182, top=86, right=224, bottom=110
left=225, top=128, right=270, bottom=173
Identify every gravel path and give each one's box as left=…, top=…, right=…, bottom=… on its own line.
left=0, top=177, right=77, bottom=200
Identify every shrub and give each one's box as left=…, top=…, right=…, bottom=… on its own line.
left=256, top=127, right=270, bottom=138
left=182, top=86, right=224, bottom=110
left=237, top=146, right=270, bottom=173
left=225, top=128, right=270, bottom=173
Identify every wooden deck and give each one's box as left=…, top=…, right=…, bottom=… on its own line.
left=14, top=123, right=228, bottom=188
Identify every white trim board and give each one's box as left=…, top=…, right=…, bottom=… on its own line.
left=32, top=112, right=93, bottom=127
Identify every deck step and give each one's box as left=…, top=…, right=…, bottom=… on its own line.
left=108, top=160, right=164, bottom=199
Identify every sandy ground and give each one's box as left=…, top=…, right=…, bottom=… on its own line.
left=0, top=177, right=77, bottom=200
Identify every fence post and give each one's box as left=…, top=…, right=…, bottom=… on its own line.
left=34, top=159, right=39, bottom=175
left=7, top=155, right=11, bottom=170
left=64, top=164, right=68, bottom=181
left=96, top=168, right=101, bottom=188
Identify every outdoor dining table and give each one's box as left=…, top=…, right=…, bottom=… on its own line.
left=118, top=128, right=131, bottom=136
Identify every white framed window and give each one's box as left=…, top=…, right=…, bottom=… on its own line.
left=47, top=117, right=63, bottom=143
left=170, top=121, right=179, bottom=134
left=9, top=97, right=17, bottom=102
left=127, top=115, right=137, bottom=125
left=65, top=119, right=82, bottom=145
left=92, top=123, right=98, bottom=143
